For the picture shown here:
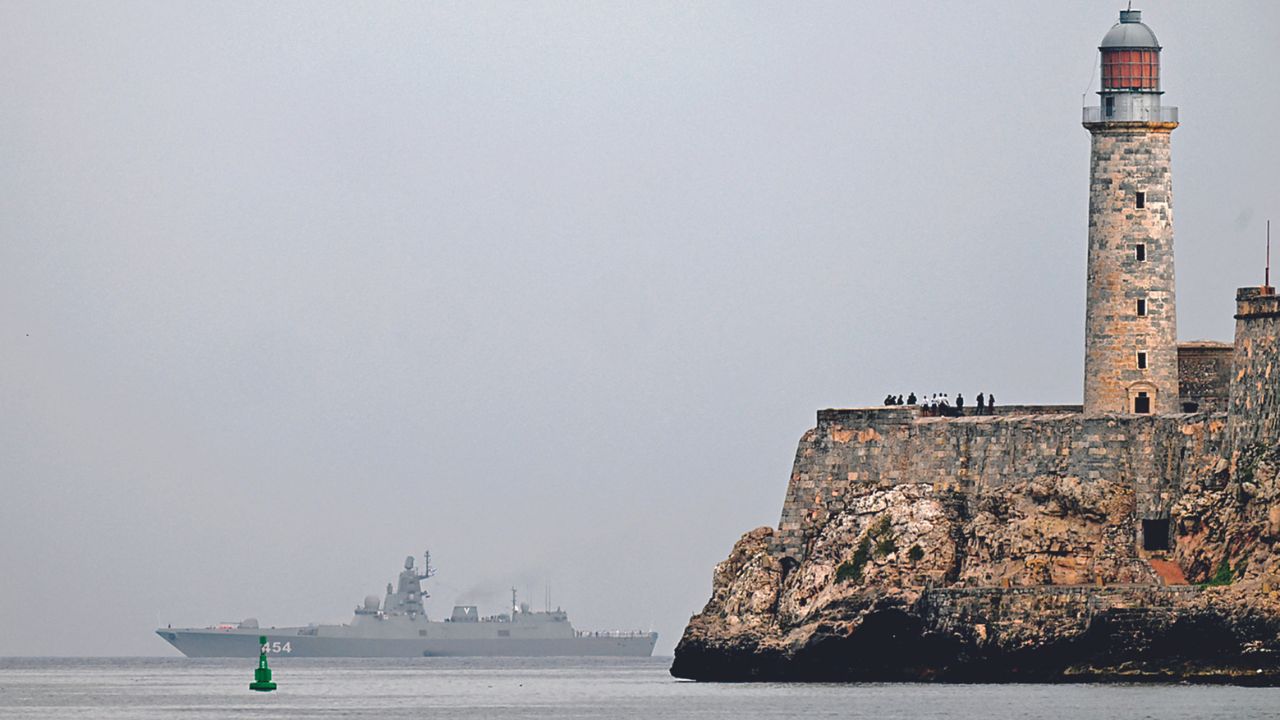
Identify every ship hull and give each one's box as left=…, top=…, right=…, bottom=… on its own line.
left=157, top=628, right=658, bottom=658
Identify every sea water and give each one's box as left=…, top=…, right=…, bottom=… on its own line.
left=1, top=656, right=1278, bottom=719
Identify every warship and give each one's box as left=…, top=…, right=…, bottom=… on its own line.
left=157, top=552, right=657, bottom=658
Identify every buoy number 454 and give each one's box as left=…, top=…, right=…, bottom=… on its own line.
left=262, top=641, right=292, bottom=654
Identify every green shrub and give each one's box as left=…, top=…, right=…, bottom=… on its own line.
left=872, top=516, right=892, bottom=537
left=1239, top=463, right=1255, bottom=486
left=908, top=544, right=925, bottom=563
left=875, top=535, right=897, bottom=557
left=1238, top=443, right=1266, bottom=484
left=867, top=516, right=896, bottom=557
left=836, top=538, right=872, bottom=584
left=1203, top=559, right=1234, bottom=587
left=834, top=561, right=859, bottom=584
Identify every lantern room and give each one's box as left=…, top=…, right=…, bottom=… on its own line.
left=1100, top=10, right=1161, bottom=92
left=1086, top=9, right=1175, bottom=125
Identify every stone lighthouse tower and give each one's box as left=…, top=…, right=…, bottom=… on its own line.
left=1082, top=9, right=1179, bottom=415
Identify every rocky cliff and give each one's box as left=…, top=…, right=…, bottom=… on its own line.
left=671, top=410, right=1280, bottom=683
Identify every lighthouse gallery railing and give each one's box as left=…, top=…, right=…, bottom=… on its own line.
left=1082, top=106, right=1179, bottom=124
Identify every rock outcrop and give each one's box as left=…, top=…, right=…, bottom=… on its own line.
left=671, top=413, right=1280, bottom=683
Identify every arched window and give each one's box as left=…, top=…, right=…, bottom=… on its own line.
left=1128, top=383, right=1157, bottom=414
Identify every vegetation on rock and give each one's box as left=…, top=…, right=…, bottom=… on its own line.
left=1201, top=559, right=1234, bottom=587
left=835, top=537, right=871, bottom=584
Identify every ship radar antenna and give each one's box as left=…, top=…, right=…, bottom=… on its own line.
left=420, top=550, right=436, bottom=580
left=511, top=586, right=518, bottom=614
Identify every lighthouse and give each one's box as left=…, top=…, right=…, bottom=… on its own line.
left=1082, top=9, right=1179, bottom=415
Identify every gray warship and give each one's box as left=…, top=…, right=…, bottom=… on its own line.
left=157, top=553, right=657, bottom=658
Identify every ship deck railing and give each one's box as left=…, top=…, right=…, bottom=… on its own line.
left=575, top=630, right=654, bottom=638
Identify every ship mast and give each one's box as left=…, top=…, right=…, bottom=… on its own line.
left=419, top=550, right=435, bottom=600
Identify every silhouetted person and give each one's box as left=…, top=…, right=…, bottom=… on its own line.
left=907, top=392, right=917, bottom=405
left=977, top=393, right=985, bottom=413
left=988, top=393, right=996, bottom=415
left=884, top=394, right=894, bottom=406
left=956, top=393, right=965, bottom=413
left=896, top=394, right=904, bottom=405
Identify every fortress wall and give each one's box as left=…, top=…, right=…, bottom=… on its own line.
left=973, top=404, right=1082, bottom=416
left=773, top=408, right=1226, bottom=561
left=1229, top=287, right=1280, bottom=455
left=1178, top=342, right=1233, bottom=412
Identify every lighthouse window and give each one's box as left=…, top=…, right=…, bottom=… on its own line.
left=1136, top=191, right=1146, bottom=208
left=1136, top=244, right=1146, bottom=261
left=1137, top=299, right=1147, bottom=316
left=1137, top=352, right=1148, bottom=369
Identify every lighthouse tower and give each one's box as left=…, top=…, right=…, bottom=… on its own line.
left=1082, top=9, right=1179, bottom=415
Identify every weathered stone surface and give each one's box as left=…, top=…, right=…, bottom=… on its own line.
left=1179, top=341, right=1233, bottom=412
left=1084, top=126, right=1178, bottom=415
left=772, top=408, right=1224, bottom=562
left=1229, top=288, right=1280, bottom=454
left=671, top=404, right=1280, bottom=683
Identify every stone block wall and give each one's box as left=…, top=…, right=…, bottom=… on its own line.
left=773, top=407, right=1226, bottom=562
left=1228, top=287, right=1280, bottom=454
left=986, top=404, right=1083, bottom=416
left=1178, top=341, right=1233, bottom=412
left=883, top=404, right=1081, bottom=417
left=1083, top=125, right=1178, bottom=415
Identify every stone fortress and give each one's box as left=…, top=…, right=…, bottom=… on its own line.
left=672, top=9, right=1280, bottom=682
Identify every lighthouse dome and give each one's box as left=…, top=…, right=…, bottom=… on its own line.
left=1100, top=9, right=1160, bottom=49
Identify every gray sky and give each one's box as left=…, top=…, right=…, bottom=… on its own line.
left=1, top=1, right=1278, bottom=657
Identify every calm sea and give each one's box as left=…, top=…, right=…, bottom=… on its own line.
left=1, top=656, right=1278, bottom=719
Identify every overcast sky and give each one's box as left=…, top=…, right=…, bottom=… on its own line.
left=2, top=1, right=1278, bottom=657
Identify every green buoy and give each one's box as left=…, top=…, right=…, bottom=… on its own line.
left=249, top=635, right=277, bottom=692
